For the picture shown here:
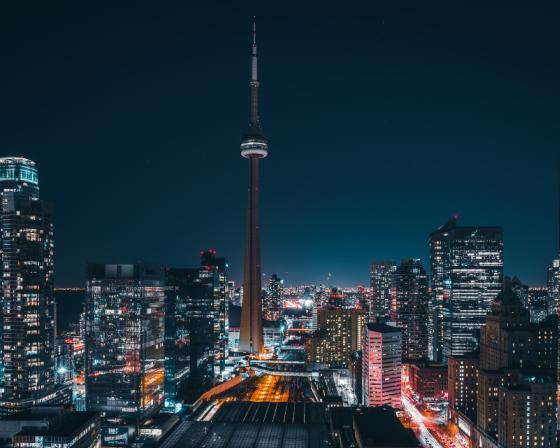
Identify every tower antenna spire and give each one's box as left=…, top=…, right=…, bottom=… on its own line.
left=252, top=16, right=257, bottom=81
left=250, top=16, right=259, bottom=127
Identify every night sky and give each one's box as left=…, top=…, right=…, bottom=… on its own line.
left=0, top=2, right=558, bottom=287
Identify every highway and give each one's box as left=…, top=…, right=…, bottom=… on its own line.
left=401, top=395, right=443, bottom=448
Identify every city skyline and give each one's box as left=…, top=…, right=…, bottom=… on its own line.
left=0, top=4, right=559, bottom=287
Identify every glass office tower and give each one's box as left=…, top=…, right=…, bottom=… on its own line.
left=200, top=250, right=228, bottom=374
left=394, top=258, right=429, bottom=360
left=85, top=264, right=165, bottom=423
left=0, top=158, right=65, bottom=414
left=165, top=265, right=215, bottom=404
left=163, top=275, right=190, bottom=413
left=369, top=261, right=397, bottom=322
left=429, top=217, right=503, bottom=361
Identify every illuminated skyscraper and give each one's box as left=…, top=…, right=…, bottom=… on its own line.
left=394, top=258, right=429, bottom=360
left=429, top=217, right=503, bottom=361
left=163, top=272, right=190, bottom=412
left=263, top=274, right=283, bottom=321
left=165, top=266, right=214, bottom=402
left=85, top=264, right=165, bottom=422
left=239, top=20, right=268, bottom=354
left=547, top=259, right=560, bottom=316
left=362, top=322, right=402, bottom=408
left=0, top=158, right=66, bottom=414
left=369, top=261, right=397, bottom=322
left=200, top=250, right=228, bottom=373
left=476, top=279, right=557, bottom=446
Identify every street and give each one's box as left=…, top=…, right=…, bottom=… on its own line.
left=401, top=394, right=444, bottom=448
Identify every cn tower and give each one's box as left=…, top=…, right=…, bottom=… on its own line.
left=239, top=19, right=267, bottom=354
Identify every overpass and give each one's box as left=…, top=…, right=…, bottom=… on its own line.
left=250, top=364, right=316, bottom=377
left=250, top=359, right=305, bottom=365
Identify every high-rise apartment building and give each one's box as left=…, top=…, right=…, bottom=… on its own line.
left=369, top=261, right=396, bottom=322
left=394, top=259, right=429, bottom=360
left=0, top=158, right=68, bottom=414
left=362, top=322, right=402, bottom=408
left=263, top=274, right=283, bottom=321
left=497, top=382, right=557, bottom=448
left=429, top=217, right=503, bottom=361
left=85, top=264, right=165, bottom=423
left=447, top=353, right=479, bottom=422
left=308, top=308, right=366, bottom=367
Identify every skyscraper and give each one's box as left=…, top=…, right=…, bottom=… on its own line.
left=239, top=20, right=268, bottom=354
left=476, top=279, right=557, bottom=446
left=0, top=158, right=66, bottom=414
left=448, top=278, right=558, bottom=447
left=163, top=272, right=190, bottom=412
left=429, top=217, right=503, bottom=361
left=85, top=264, right=165, bottom=423
left=166, top=266, right=214, bottom=401
left=263, top=274, right=283, bottom=321
left=548, top=171, right=560, bottom=316
left=394, top=258, right=429, bottom=360
left=547, top=259, right=560, bottom=316
left=369, top=261, right=397, bottom=322
left=362, top=322, right=402, bottom=408
left=200, top=250, right=228, bottom=373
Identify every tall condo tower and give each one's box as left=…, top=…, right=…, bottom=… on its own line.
left=0, top=158, right=68, bottom=413
left=239, top=19, right=268, bottom=354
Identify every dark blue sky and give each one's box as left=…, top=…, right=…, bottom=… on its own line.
left=0, top=2, right=558, bottom=287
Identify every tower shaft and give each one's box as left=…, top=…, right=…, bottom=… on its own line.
left=239, top=158, right=264, bottom=353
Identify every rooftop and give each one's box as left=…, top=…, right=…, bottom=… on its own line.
left=366, top=322, right=401, bottom=334
left=168, top=403, right=328, bottom=448
left=354, top=406, right=419, bottom=447
left=14, top=412, right=99, bottom=438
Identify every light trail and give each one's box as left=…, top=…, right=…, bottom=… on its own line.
left=401, top=395, right=443, bottom=448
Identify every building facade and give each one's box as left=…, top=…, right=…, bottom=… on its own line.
left=0, top=158, right=68, bottom=413
left=165, top=266, right=215, bottom=404
left=497, top=381, right=557, bottom=448
left=200, top=250, right=228, bottom=373
left=527, top=287, right=549, bottom=323
left=369, top=261, right=397, bottom=322
left=85, top=264, right=165, bottom=422
left=394, top=259, right=429, bottom=360
left=362, top=322, right=402, bottom=408
left=308, top=308, right=366, bottom=367
left=477, top=281, right=557, bottom=444
left=449, top=279, right=558, bottom=448
left=448, top=353, right=479, bottom=422
left=263, top=274, right=283, bottom=322
left=429, top=217, right=503, bottom=362
left=409, top=362, right=447, bottom=402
